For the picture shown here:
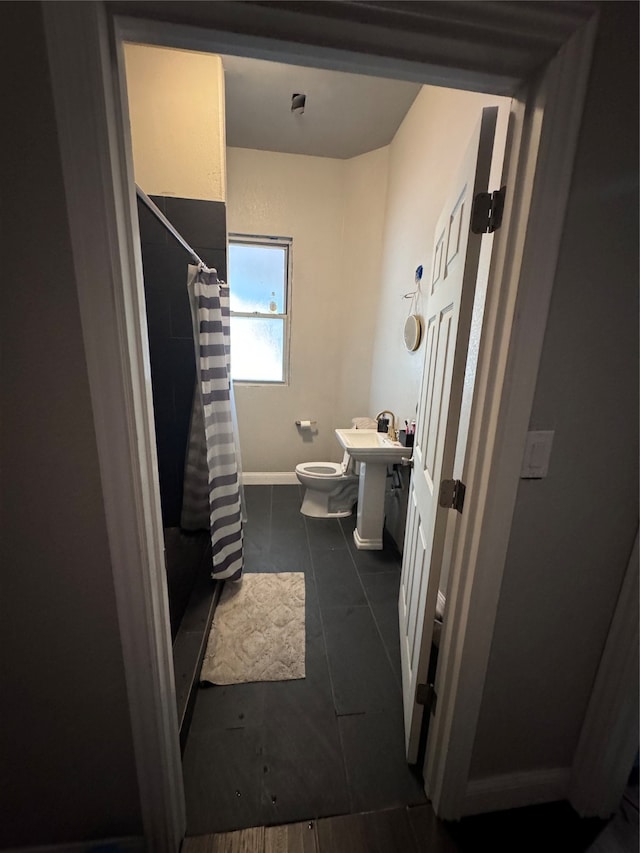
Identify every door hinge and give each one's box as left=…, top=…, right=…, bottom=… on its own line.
left=439, top=479, right=466, bottom=513
left=471, top=185, right=506, bottom=234
left=416, top=682, right=437, bottom=714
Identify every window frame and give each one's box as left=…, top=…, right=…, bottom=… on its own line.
left=227, top=232, right=293, bottom=385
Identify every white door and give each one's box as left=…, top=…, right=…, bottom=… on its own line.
left=399, top=107, right=499, bottom=762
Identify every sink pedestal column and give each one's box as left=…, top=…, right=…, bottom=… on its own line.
left=353, top=462, right=387, bottom=550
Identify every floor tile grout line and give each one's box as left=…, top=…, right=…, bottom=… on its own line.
left=256, top=483, right=273, bottom=824
left=345, top=518, right=405, bottom=693
left=349, top=538, right=404, bottom=693
left=267, top=484, right=273, bottom=554
left=312, top=515, right=402, bottom=700
left=364, top=594, right=404, bottom=693
left=303, top=513, right=354, bottom=815
left=336, top=515, right=372, bottom=604
left=335, top=711, right=356, bottom=816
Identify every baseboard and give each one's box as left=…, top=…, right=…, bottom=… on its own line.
left=463, top=767, right=571, bottom=816
left=3, top=836, right=145, bottom=853
left=243, top=472, right=299, bottom=485
left=175, top=574, right=222, bottom=752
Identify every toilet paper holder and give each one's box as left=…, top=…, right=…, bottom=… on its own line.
left=295, top=420, right=317, bottom=427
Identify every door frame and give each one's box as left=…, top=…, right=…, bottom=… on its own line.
left=423, top=25, right=599, bottom=816
left=43, top=2, right=601, bottom=847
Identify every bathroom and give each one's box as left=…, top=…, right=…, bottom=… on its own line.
left=124, top=42, right=508, bottom=833
left=126, top=42, right=508, bottom=546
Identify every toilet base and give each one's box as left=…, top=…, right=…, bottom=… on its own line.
left=300, top=488, right=354, bottom=519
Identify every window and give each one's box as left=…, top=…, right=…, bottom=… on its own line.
left=228, top=235, right=291, bottom=383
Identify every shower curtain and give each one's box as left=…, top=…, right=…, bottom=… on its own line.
left=181, top=264, right=244, bottom=581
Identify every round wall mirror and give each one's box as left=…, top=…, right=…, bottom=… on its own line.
left=404, top=314, right=423, bottom=352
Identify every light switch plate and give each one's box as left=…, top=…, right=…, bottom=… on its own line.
left=521, top=430, right=554, bottom=478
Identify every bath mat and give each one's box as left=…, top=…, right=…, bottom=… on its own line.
left=200, top=572, right=305, bottom=685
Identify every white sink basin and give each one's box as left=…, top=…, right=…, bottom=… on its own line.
left=335, top=428, right=411, bottom=465
left=334, top=429, right=413, bottom=550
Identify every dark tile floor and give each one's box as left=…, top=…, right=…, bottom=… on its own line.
left=182, top=484, right=425, bottom=835
left=181, top=485, right=639, bottom=851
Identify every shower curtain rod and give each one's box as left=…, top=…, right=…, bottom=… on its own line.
left=135, top=184, right=210, bottom=270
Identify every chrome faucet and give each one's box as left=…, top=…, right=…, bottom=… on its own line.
left=375, top=410, right=398, bottom=441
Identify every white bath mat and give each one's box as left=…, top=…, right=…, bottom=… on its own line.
left=200, top=572, right=306, bottom=685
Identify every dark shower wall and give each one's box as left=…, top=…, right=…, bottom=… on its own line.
left=138, top=195, right=227, bottom=528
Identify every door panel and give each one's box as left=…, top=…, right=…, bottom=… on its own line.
left=399, top=107, right=499, bottom=763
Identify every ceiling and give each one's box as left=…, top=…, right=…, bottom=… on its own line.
left=221, top=54, right=421, bottom=160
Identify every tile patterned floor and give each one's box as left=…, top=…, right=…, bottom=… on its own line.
left=182, top=485, right=638, bottom=852
left=182, top=484, right=425, bottom=835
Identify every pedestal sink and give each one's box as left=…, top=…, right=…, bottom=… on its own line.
left=335, top=429, right=412, bottom=550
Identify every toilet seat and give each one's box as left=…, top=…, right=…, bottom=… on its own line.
left=295, top=462, right=344, bottom=478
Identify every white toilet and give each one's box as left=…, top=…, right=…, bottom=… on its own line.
left=295, top=451, right=359, bottom=518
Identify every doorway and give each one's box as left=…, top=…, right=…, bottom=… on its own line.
left=43, top=4, right=600, bottom=848
left=123, top=43, right=509, bottom=834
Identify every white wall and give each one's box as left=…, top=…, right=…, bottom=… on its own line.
left=368, top=85, right=510, bottom=424
left=226, top=146, right=389, bottom=472
left=371, top=85, right=509, bottom=546
left=123, top=46, right=505, bottom=489
left=469, top=1, right=639, bottom=783
left=122, top=44, right=392, bottom=475
left=124, top=43, right=226, bottom=200
left=228, top=89, right=511, bottom=478
left=334, top=146, right=390, bottom=427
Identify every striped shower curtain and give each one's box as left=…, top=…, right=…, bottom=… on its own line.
left=180, top=264, right=244, bottom=581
